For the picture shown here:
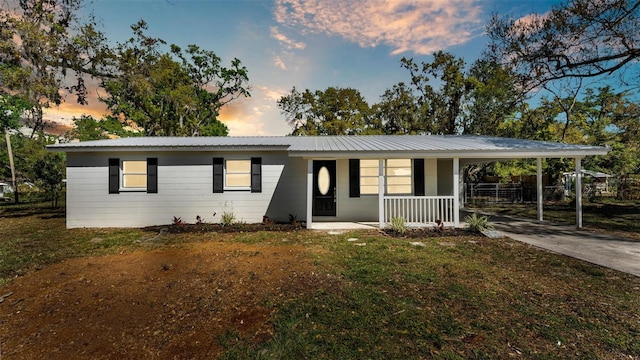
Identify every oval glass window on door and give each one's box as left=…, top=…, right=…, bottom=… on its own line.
left=317, top=166, right=330, bottom=195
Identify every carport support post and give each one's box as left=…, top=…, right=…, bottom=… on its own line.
left=453, top=158, right=460, bottom=227
left=537, top=157, right=543, bottom=221
left=306, top=159, right=313, bottom=229
left=576, top=157, right=583, bottom=228
left=378, top=158, right=385, bottom=229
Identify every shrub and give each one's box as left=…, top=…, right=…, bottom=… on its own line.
left=465, top=212, right=494, bottom=233
left=389, top=216, right=407, bottom=235
left=220, top=212, right=236, bottom=227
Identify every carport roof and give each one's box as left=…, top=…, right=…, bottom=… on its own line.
left=48, top=135, right=608, bottom=158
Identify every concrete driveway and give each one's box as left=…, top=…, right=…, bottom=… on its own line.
left=486, top=213, right=640, bottom=277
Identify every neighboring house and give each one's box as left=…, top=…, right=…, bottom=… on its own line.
left=0, top=182, right=12, bottom=201
left=48, top=135, right=608, bottom=229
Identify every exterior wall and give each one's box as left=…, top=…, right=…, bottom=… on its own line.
left=330, top=159, right=378, bottom=222
left=65, top=151, right=306, bottom=228
left=425, top=158, right=438, bottom=195
left=437, top=159, right=454, bottom=196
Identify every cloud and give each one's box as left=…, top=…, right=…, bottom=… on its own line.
left=270, top=26, right=306, bottom=50
left=218, top=85, right=290, bottom=136
left=273, top=0, right=484, bottom=55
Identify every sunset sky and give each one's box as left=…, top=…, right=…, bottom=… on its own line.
left=46, top=0, right=559, bottom=136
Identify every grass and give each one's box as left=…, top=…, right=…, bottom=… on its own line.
left=0, top=206, right=145, bottom=285
left=468, top=198, right=640, bottom=240
left=2, top=206, right=640, bottom=358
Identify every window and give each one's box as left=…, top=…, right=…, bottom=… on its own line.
left=360, top=159, right=379, bottom=195
left=385, top=159, right=412, bottom=194
left=349, top=158, right=413, bottom=196
left=122, top=160, right=147, bottom=189
left=108, top=158, right=157, bottom=194
left=213, top=157, right=261, bottom=193
left=225, top=159, right=251, bottom=188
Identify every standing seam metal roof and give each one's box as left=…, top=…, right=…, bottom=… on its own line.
left=48, top=135, right=607, bottom=154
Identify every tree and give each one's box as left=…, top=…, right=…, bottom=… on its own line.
left=400, top=51, right=474, bottom=134
left=0, top=0, right=110, bottom=136
left=463, top=59, right=525, bottom=136
left=101, top=21, right=250, bottom=136
left=278, top=86, right=376, bottom=135
left=64, top=115, right=140, bottom=141
left=486, top=0, right=640, bottom=91
left=373, top=83, right=421, bottom=134
left=33, top=153, right=65, bottom=207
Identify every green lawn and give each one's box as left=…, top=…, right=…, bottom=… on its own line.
left=1, top=207, right=639, bottom=359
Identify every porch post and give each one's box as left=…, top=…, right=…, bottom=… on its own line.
left=537, top=157, right=543, bottom=221
left=575, top=157, right=583, bottom=228
left=453, top=157, right=460, bottom=227
left=378, top=158, right=385, bottom=229
left=306, top=159, right=313, bottom=229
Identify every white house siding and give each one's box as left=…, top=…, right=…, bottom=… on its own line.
left=65, top=151, right=306, bottom=228
left=437, top=159, right=454, bottom=196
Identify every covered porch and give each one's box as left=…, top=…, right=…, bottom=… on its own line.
left=304, top=155, right=596, bottom=230
left=304, top=157, right=462, bottom=230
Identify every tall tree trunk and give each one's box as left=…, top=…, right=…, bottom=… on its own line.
left=5, top=129, right=18, bottom=203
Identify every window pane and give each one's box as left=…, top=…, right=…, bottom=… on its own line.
left=387, top=159, right=411, bottom=168
left=226, top=173, right=251, bottom=187
left=361, top=185, right=378, bottom=194
left=361, top=177, right=379, bottom=186
left=123, top=174, right=147, bottom=188
left=387, top=177, right=412, bottom=185
left=361, top=159, right=379, bottom=168
left=226, top=160, right=251, bottom=173
left=123, top=161, right=147, bottom=174
left=387, top=185, right=412, bottom=194
left=361, top=167, right=379, bottom=176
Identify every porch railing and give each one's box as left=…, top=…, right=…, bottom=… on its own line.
left=383, top=196, right=455, bottom=225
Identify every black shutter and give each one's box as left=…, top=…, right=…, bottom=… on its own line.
left=251, top=157, right=262, bottom=193
left=108, top=158, right=119, bottom=194
left=413, top=159, right=425, bottom=196
left=349, top=159, right=360, bottom=197
left=213, top=157, right=224, bottom=193
left=147, top=158, right=158, bottom=193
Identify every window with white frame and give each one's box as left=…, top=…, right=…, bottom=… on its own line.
left=122, top=160, right=147, bottom=189
left=385, top=159, right=412, bottom=194
left=225, top=159, right=251, bottom=188
left=360, top=159, right=379, bottom=195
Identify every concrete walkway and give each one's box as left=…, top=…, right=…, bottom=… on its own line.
left=486, top=213, right=640, bottom=277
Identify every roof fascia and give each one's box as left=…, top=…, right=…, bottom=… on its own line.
left=290, top=149, right=609, bottom=159
left=48, top=145, right=291, bottom=153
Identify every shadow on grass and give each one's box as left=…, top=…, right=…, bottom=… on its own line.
left=0, top=205, right=65, bottom=219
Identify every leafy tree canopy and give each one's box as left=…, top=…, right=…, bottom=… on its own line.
left=486, top=0, right=640, bottom=91
left=101, top=21, right=250, bottom=137
left=278, top=86, right=377, bottom=136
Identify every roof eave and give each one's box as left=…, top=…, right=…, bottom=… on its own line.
left=289, top=149, right=609, bottom=159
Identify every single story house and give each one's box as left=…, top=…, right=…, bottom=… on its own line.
left=48, top=135, right=608, bottom=229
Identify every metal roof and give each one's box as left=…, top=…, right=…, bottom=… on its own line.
left=48, top=135, right=608, bottom=158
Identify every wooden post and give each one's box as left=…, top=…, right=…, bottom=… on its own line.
left=5, top=129, right=17, bottom=203
left=453, top=158, right=460, bottom=227
left=306, top=159, right=313, bottom=229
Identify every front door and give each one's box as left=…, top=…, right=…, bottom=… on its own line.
left=313, top=160, right=336, bottom=216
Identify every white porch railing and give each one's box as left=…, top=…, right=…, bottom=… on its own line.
left=383, top=196, right=455, bottom=225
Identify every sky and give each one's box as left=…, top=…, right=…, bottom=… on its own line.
left=45, top=0, right=560, bottom=136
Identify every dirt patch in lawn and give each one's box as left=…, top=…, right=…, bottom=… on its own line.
left=0, top=237, right=319, bottom=359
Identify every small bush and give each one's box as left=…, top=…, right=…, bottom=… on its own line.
left=389, top=216, right=407, bottom=235
left=220, top=212, right=236, bottom=227
left=465, top=212, right=494, bottom=233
